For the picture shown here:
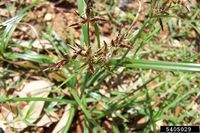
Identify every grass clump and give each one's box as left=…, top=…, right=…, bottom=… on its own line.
left=0, top=0, right=200, bottom=132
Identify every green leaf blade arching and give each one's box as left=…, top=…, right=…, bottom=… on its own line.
left=77, top=0, right=87, bottom=16
left=111, top=59, right=200, bottom=72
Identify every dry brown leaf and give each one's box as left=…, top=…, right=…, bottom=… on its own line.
left=156, top=120, right=167, bottom=130
left=175, top=105, right=182, bottom=117
left=48, top=72, right=65, bottom=82
left=36, top=111, right=59, bottom=127
left=52, top=105, right=71, bottom=133
left=14, top=39, right=52, bottom=50
left=7, top=80, right=52, bottom=130
left=0, top=1, right=5, bottom=6
left=170, top=39, right=182, bottom=48
left=102, top=120, right=112, bottom=132
left=0, top=85, right=5, bottom=98
left=44, top=13, right=54, bottom=21
left=0, top=106, right=13, bottom=131
left=18, top=80, right=52, bottom=97
left=32, top=39, right=53, bottom=49
left=0, top=8, right=9, bottom=17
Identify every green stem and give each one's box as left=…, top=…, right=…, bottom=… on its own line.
left=87, top=20, right=90, bottom=48
left=62, top=105, right=76, bottom=133
left=0, top=97, right=76, bottom=105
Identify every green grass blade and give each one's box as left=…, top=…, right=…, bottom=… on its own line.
left=77, top=0, right=86, bottom=15
left=69, top=88, right=103, bottom=132
left=69, top=88, right=94, bottom=122
left=0, top=97, right=76, bottom=105
left=94, top=23, right=100, bottom=48
left=61, top=105, right=76, bottom=133
left=0, top=2, right=37, bottom=54
left=5, top=52, right=53, bottom=64
left=115, top=59, right=200, bottom=72
left=86, top=69, right=106, bottom=87
left=82, top=24, right=89, bottom=47
left=0, top=14, right=25, bottom=54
